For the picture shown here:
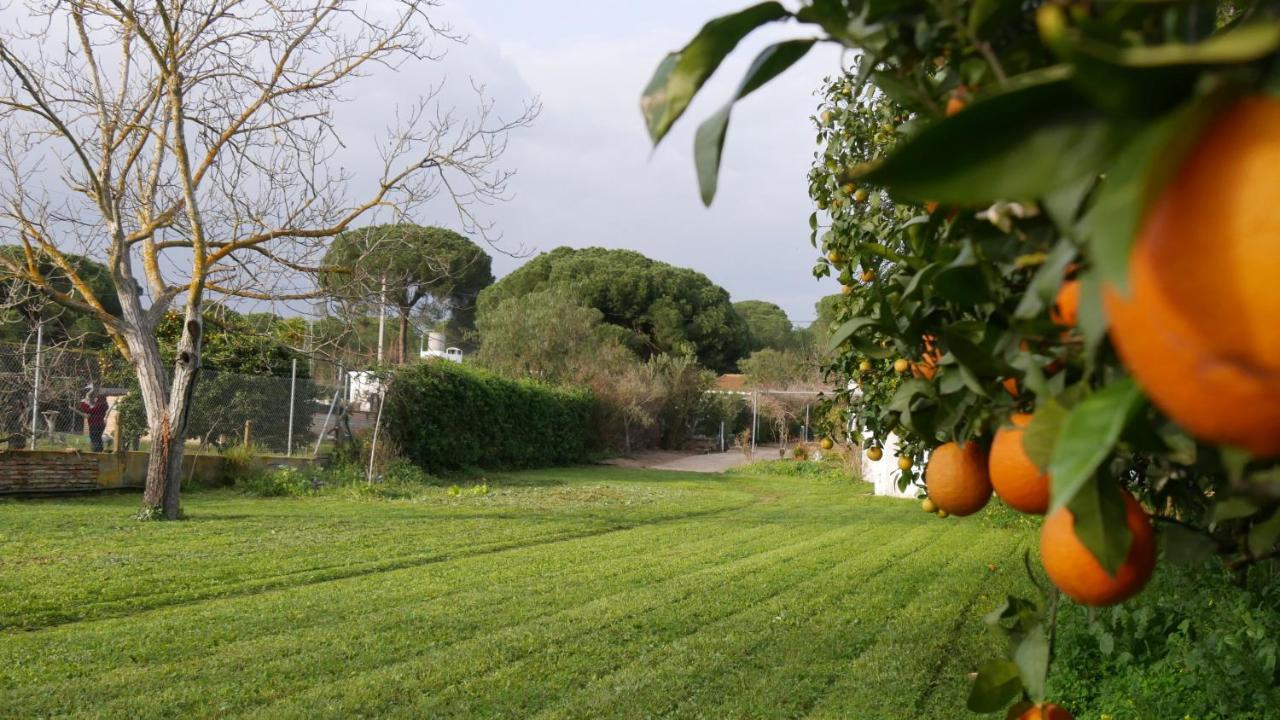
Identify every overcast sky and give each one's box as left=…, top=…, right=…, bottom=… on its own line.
left=336, top=1, right=848, bottom=324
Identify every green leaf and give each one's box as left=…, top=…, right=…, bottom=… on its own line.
left=933, top=265, right=991, bottom=304
left=1041, top=175, right=1096, bottom=236
left=1048, top=378, right=1144, bottom=512
left=863, top=73, right=1132, bottom=205
left=1012, top=622, right=1050, bottom=703
left=1248, top=511, right=1280, bottom=557
left=1220, top=446, right=1251, bottom=485
left=888, top=379, right=934, bottom=413
left=641, top=2, right=791, bottom=144
left=1076, top=269, right=1107, bottom=356
left=1013, top=239, right=1076, bottom=319
left=968, top=0, right=1015, bottom=37
left=1020, top=399, right=1068, bottom=474
left=967, top=659, right=1024, bottom=713
left=1091, top=22, right=1280, bottom=68
left=695, top=39, right=817, bottom=205
left=1162, top=523, right=1216, bottom=566
left=944, top=331, right=1016, bottom=380
left=1066, top=475, right=1133, bottom=577
left=826, top=316, right=877, bottom=352
left=1211, top=497, right=1259, bottom=523
left=871, top=70, right=934, bottom=113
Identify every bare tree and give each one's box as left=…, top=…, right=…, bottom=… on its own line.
left=0, top=0, right=536, bottom=518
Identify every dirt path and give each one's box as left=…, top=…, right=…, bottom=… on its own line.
left=602, top=449, right=753, bottom=473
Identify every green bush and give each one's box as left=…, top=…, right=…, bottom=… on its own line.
left=1049, top=561, right=1280, bottom=720
left=235, top=465, right=316, bottom=497
left=221, top=445, right=266, bottom=487
left=383, top=361, right=594, bottom=474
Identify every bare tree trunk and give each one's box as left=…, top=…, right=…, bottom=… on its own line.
left=130, top=308, right=202, bottom=520
left=397, top=307, right=410, bottom=365
left=121, top=272, right=203, bottom=519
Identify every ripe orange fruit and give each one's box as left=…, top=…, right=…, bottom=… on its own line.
left=910, top=360, right=937, bottom=381
left=860, top=269, right=876, bottom=282
left=925, top=441, right=992, bottom=516
left=1017, top=703, right=1074, bottom=720
left=921, top=497, right=937, bottom=513
left=820, top=438, right=834, bottom=450
left=946, top=87, right=968, bottom=117
left=913, top=335, right=943, bottom=380
left=1001, top=376, right=1021, bottom=398
left=936, top=508, right=949, bottom=518
left=1051, top=279, right=1080, bottom=327
left=1041, top=489, right=1155, bottom=606
left=924, top=200, right=939, bottom=214
left=1104, top=96, right=1280, bottom=457
left=842, top=284, right=853, bottom=296
left=866, top=447, right=883, bottom=461
left=893, top=358, right=910, bottom=373
left=897, top=456, right=913, bottom=471
left=989, top=413, right=1050, bottom=514
left=853, top=188, right=869, bottom=203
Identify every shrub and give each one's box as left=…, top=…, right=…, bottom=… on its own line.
left=221, top=445, right=266, bottom=486
left=235, top=465, right=315, bottom=497
left=383, top=360, right=594, bottom=474
left=1049, top=562, right=1280, bottom=719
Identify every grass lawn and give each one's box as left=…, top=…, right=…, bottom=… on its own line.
left=0, top=465, right=1037, bottom=719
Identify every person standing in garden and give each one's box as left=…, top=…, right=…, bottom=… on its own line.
left=75, top=385, right=109, bottom=452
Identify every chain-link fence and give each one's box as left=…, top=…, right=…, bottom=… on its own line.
left=0, top=341, right=354, bottom=457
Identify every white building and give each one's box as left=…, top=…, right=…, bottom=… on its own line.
left=849, top=379, right=918, bottom=499
left=346, top=370, right=383, bottom=412
left=419, top=331, right=463, bottom=363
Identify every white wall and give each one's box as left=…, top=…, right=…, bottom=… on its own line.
left=860, top=431, right=919, bottom=499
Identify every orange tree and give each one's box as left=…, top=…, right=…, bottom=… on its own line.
left=642, top=1, right=1280, bottom=716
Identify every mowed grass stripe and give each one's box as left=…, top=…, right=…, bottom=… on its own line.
left=5, top=491, right=875, bottom=718
left=234, top=522, right=889, bottom=719
left=546, top=523, right=965, bottom=720
left=804, top=529, right=1034, bottom=719
left=1, top=519, right=794, bottom=716
left=5, top=486, right=849, bottom=681
left=681, top=527, right=1031, bottom=720
left=0, top=469, right=1041, bottom=719
left=387, top=525, right=937, bottom=719
left=1, top=482, right=758, bottom=629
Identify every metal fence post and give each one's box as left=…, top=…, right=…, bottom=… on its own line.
left=286, top=358, right=297, bottom=456
left=313, top=365, right=343, bottom=457
left=366, top=380, right=387, bottom=484
left=750, top=390, right=758, bottom=460
left=29, top=321, right=42, bottom=450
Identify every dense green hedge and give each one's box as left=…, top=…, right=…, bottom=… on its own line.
left=383, top=361, right=594, bottom=473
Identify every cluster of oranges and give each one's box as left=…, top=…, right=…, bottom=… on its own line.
left=918, top=414, right=1156, bottom=607
left=862, top=96, right=1280, bottom=614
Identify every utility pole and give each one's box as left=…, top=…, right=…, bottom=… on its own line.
left=376, top=274, right=386, bottom=364
left=286, top=358, right=298, bottom=456
left=29, top=321, right=42, bottom=450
